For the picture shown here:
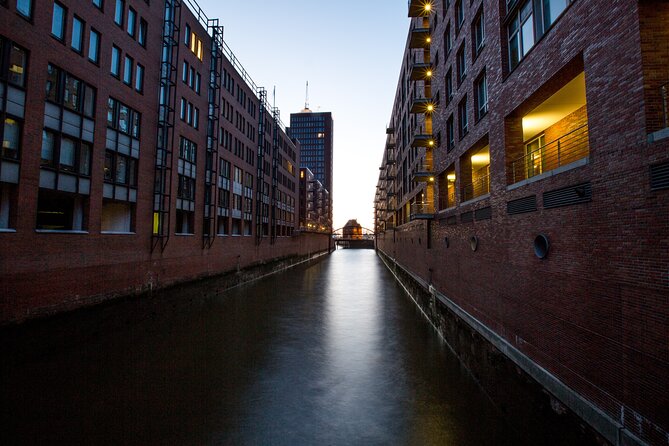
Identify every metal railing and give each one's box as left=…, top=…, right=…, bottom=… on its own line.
left=410, top=202, right=434, bottom=218
left=461, top=168, right=490, bottom=202
left=510, top=124, right=589, bottom=184
left=438, top=189, right=456, bottom=210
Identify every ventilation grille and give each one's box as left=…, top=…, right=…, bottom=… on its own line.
left=461, top=211, right=474, bottom=223
left=507, top=195, right=537, bottom=215
left=475, top=206, right=492, bottom=221
left=543, top=183, right=592, bottom=209
left=650, top=162, right=669, bottom=190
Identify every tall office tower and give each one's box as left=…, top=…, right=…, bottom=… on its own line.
left=289, top=108, right=333, bottom=228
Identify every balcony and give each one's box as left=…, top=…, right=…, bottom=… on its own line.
left=408, top=0, right=433, bottom=17
left=411, top=163, right=435, bottom=182
left=411, top=132, right=435, bottom=148
left=409, top=61, right=433, bottom=82
left=409, top=24, right=431, bottom=49
left=510, top=124, right=589, bottom=184
left=461, top=168, right=490, bottom=202
left=410, top=88, right=434, bottom=114
left=410, top=202, right=435, bottom=220
left=386, top=127, right=395, bottom=134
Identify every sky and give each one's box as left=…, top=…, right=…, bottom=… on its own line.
left=195, top=0, right=409, bottom=231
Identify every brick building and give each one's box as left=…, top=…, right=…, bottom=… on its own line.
left=0, top=0, right=329, bottom=324
left=298, top=166, right=330, bottom=233
left=375, top=0, right=668, bottom=445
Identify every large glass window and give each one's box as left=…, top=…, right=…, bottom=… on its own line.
left=88, top=29, right=100, bottom=64
left=51, top=2, right=66, bottom=40
left=1, top=117, right=21, bottom=159
left=107, top=97, right=141, bottom=138
left=7, top=43, right=27, bottom=87
left=45, top=64, right=96, bottom=118
left=71, top=16, right=84, bottom=53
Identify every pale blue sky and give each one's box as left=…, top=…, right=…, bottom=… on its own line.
left=196, top=0, right=409, bottom=230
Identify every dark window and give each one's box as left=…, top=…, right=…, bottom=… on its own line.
left=138, top=19, right=147, bottom=47
left=93, top=0, right=103, bottom=10
left=1, top=117, right=21, bottom=160
left=179, top=137, right=197, bottom=163
left=446, top=115, right=455, bottom=151
left=123, top=55, right=132, bottom=85
left=134, top=64, right=143, bottom=92
left=473, top=9, right=485, bottom=58
left=475, top=70, right=488, bottom=120
left=2, top=41, right=27, bottom=87
left=455, top=0, right=464, bottom=30
left=458, top=96, right=468, bottom=138
left=107, top=97, right=141, bottom=138
left=40, top=129, right=91, bottom=176
left=445, top=68, right=453, bottom=104
left=46, top=64, right=96, bottom=118
left=444, top=24, right=451, bottom=55
left=457, top=44, right=466, bottom=84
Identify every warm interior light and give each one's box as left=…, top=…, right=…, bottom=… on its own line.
left=427, top=104, right=434, bottom=112
left=428, top=140, right=434, bottom=146
left=447, top=174, right=456, bottom=181
left=426, top=70, right=433, bottom=77
left=426, top=37, right=432, bottom=43
left=424, top=4, right=431, bottom=11
left=429, top=177, right=435, bottom=182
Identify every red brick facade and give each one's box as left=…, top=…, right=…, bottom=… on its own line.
left=376, top=1, right=669, bottom=444
left=0, top=0, right=329, bottom=324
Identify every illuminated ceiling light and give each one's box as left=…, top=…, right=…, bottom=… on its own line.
left=426, top=104, right=434, bottom=112
left=447, top=174, right=456, bottom=181
left=429, top=177, right=435, bottom=182
left=424, top=3, right=432, bottom=12
left=426, top=70, right=433, bottom=77
left=428, top=140, right=434, bottom=146
left=426, top=37, right=432, bottom=43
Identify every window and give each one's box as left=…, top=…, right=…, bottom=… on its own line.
left=179, top=137, right=196, bottom=163
left=444, top=24, right=452, bottom=56
left=123, top=55, right=132, bottom=85
left=134, top=64, right=143, bottom=92
left=92, top=0, right=102, bottom=10
left=46, top=64, right=96, bottom=118
left=2, top=41, right=27, bottom=88
left=138, top=19, right=147, bottom=47
left=104, top=150, right=136, bottom=186
left=107, top=97, right=141, bottom=138
left=475, top=71, right=488, bottom=120
left=445, top=69, right=453, bottom=104
left=51, top=2, right=66, bottom=40
left=457, top=44, right=466, bottom=84
left=40, top=129, right=91, bottom=176
left=114, top=0, right=123, bottom=26
left=473, top=9, right=485, bottom=58
left=16, top=0, right=31, bottom=19
left=455, top=0, right=464, bottom=30
left=88, top=29, right=100, bottom=64
left=36, top=189, right=87, bottom=231
left=71, top=16, right=84, bottom=53
left=195, top=73, right=201, bottom=94
left=1, top=117, right=21, bottom=160
left=182, top=61, right=188, bottom=83
left=184, top=24, right=191, bottom=46
left=188, top=30, right=203, bottom=61
left=126, top=7, right=136, bottom=37
left=458, top=97, right=468, bottom=138
left=110, top=45, right=120, bottom=77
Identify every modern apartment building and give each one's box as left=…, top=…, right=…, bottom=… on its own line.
left=375, top=1, right=668, bottom=445
left=0, top=0, right=329, bottom=324
left=288, top=109, right=333, bottom=229
left=298, top=166, right=330, bottom=233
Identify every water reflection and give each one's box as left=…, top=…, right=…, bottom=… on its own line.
left=1, top=250, right=523, bottom=445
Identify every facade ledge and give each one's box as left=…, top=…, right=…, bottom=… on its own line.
left=460, top=193, right=490, bottom=207
left=0, top=229, right=17, bottom=233
left=175, top=233, right=195, bottom=236
left=648, top=127, right=669, bottom=143
left=101, top=231, right=136, bottom=235
left=506, top=157, right=589, bottom=192
left=34, top=230, right=89, bottom=235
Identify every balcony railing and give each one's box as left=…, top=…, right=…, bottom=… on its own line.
left=410, top=202, right=435, bottom=220
left=510, top=124, right=589, bottom=184
left=438, top=188, right=456, bottom=210
left=409, top=23, right=431, bottom=49
left=412, top=162, right=434, bottom=182
left=461, top=168, right=490, bottom=202
left=410, top=88, right=432, bottom=114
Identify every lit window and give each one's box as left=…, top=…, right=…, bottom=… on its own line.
left=51, top=2, right=66, bottom=40
left=1, top=117, right=21, bottom=160
left=71, top=16, right=84, bottom=53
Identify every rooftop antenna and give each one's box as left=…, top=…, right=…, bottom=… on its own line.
left=305, top=81, right=309, bottom=110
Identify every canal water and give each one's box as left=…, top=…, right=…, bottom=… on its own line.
left=1, top=250, right=529, bottom=445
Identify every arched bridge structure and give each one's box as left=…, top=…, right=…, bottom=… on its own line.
left=332, top=227, right=376, bottom=249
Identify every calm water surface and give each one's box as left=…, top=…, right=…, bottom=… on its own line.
left=1, top=250, right=526, bottom=445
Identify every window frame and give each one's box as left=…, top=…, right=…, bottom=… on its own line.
left=88, top=28, right=100, bottom=64
left=51, top=1, right=67, bottom=41
left=71, top=15, right=85, bottom=54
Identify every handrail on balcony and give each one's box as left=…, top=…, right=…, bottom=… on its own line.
left=410, top=201, right=435, bottom=218
left=461, top=169, right=490, bottom=202
left=510, top=124, right=589, bottom=184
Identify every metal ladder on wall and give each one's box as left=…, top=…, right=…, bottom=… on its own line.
left=152, top=0, right=182, bottom=253
left=255, top=88, right=267, bottom=246
left=202, top=19, right=223, bottom=249
left=270, top=107, right=280, bottom=244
